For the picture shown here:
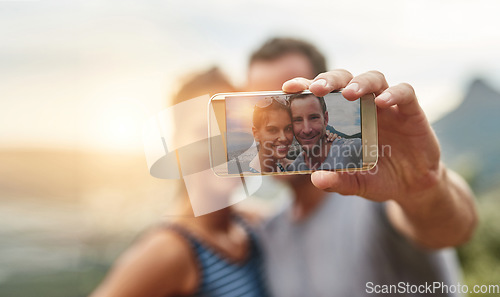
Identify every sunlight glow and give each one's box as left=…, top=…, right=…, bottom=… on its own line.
left=97, top=98, right=149, bottom=152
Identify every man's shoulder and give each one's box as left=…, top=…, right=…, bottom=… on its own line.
left=320, top=138, right=362, bottom=170
left=287, top=151, right=306, bottom=171
left=260, top=193, right=387, bottom=247
left=262, top=205, right=289, bottom=229
left=326, top=137, right=361, bottom=155
left=258, top=199, right=294, bottom=238
left=292, top=150, right=305, bottom=162
left=262, top=193, right=374, bottom=228
left=333, top=137, right=361, bottom=148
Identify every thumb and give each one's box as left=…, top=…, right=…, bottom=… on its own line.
left=311, top=171, right=362, bottom=196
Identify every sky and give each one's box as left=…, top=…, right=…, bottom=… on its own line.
left=1, top=0, right=500, bottom=153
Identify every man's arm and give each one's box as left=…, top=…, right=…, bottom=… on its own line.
left=282, top=70, right=478, bottom=249
left=386, top=163, right=477, bottom=248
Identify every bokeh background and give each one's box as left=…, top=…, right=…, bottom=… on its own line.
left=1, top=0, right=500, bottom=296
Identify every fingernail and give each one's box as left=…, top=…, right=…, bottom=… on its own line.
left=377, top=92, right=392, bottom=103
left=310, top=79, right=327, bottom=87
left=344, top=83, right=360, bottom=92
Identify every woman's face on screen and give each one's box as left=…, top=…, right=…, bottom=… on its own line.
left=254, top=109, right=293, bottom=160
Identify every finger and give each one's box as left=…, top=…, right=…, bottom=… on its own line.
left=309, top=69, right=353, bottom=97
left=342, top=70, right=389, bottom=101
left=282, top=77, right=312, bottom=93
left=311, top=171, right=362, bottom=196
left=374, top=83, right=423, bottom=117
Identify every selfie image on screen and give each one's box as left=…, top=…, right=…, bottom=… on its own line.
left=225, top=92, right=362, bottom=175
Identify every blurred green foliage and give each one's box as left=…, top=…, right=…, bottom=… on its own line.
left=0, top=237, right=127, bottom=297
left=457, top=168, right=500, bottom=296
left=0, top=269, right=107, bottom=297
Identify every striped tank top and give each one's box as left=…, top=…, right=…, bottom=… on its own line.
left=169, top=218, right=269, bottom=297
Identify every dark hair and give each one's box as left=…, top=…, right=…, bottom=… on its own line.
left=249, top=37, right=327, bottom=77
left=252, top=99, right=291, bottom=130
left=171, top=67, right=235, bottom=106
left=288, top=93, right=327, bottom=114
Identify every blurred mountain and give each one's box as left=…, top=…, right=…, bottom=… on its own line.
left=432, top=79, right=500, bottom=192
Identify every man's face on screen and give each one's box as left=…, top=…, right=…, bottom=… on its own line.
left=290, top=95, right=328, bottom=152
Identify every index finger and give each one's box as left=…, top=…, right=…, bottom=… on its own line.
left=282, top=77, right=312, bottom=93
left=282, top=69, right=353, bottom=96
left=310, top=69, right=353, bottom=97
left=341, top=70, right=389, bottom=100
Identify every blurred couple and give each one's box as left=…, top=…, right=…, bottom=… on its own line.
left=92, top=37, right=477, bottom=297
left=249, top=93, right=362, bottom=174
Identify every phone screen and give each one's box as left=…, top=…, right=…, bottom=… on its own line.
left=223, top=92, right=363, bottom=174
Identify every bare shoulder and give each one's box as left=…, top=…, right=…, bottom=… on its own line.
left=90, top=227, right=198, bottom=297
left=125, top=227, right=197, bottom=280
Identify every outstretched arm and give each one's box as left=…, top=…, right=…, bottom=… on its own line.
left=282, top=70, right=478, bottom=249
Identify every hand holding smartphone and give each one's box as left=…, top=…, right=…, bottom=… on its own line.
left=208, top=90, right=378, bottom=176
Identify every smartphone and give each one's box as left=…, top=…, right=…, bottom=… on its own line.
left=208, top=90, right=377, bottom=176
